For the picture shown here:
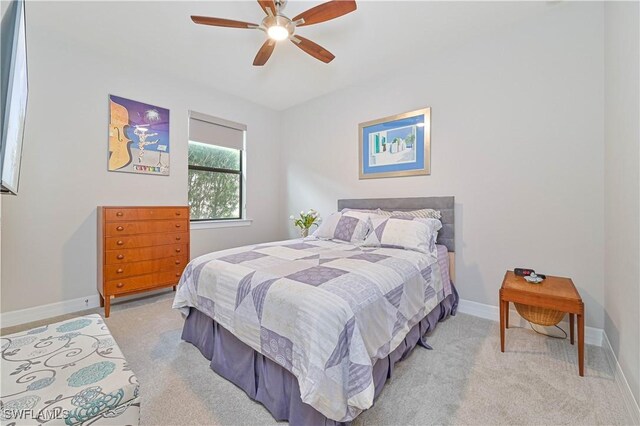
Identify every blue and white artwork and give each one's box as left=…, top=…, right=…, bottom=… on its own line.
left=359, top=108, right=430, bottom=179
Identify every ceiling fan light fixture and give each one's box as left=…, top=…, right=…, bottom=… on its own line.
left=268, top=25, right=289, bottom=41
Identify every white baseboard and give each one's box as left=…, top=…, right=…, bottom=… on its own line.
left=0, top=295, right=102, bottom=329
left=457, top=298, right=604, bottom=347
left=602, top=333, right=640, bottom=424
left=0, top=289, right=174, bottom=329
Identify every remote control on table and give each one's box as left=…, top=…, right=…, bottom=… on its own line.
left=515, top=268, right=535, bottom=277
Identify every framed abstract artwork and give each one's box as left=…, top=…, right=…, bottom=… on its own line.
left=108, top=95, right=170, bottom=175
left=358, top=107, right=431, bottom=179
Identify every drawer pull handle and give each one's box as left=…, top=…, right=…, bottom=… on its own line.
left=175, top=211, right=181, bottom=216
left=117, top=240, right=124, bottom=246
left=116, top=268, right=124, bottom=274
left=175, top=248, right=181, bottom=253
left=116, top=226, right=124, bottom=231
left=117, top=254, right=124, bottom=260
left=175, top=260, right=181, bottom=265
left=176, top=273, right=181, bottom=277
left=116, top=212, right=123, bottom=217
left=175, top=223, right=181, bottom=228
left=176, top=236, right=181, bottom=241
left=116, top=283, right=124, bottom=288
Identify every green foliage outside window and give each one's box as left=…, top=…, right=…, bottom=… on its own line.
left=188, top=142, right=242, bottom=220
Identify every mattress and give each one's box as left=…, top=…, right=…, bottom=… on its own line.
left=173, top=238, right=453, bottom=421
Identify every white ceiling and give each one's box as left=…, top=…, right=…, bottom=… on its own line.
left=28, top=1, right=557, bottom=110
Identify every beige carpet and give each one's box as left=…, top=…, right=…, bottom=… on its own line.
left=2, top=292, right=634, bottom=425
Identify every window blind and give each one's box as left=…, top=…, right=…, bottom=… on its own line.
left=189, top=111, right=245, bottom=151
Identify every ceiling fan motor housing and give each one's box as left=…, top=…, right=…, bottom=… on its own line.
left=263, top=15, right=295, bottom=38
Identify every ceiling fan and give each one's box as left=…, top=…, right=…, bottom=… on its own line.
left=191, top=0, right=357, bottom=66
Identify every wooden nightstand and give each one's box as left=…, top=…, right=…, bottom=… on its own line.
left=499, top=271, right=585, bottom=376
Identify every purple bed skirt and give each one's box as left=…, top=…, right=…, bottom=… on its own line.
left=181, top=285, right=458, bottom=425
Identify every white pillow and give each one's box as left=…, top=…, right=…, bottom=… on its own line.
left=340, top=209, right=375, bottom=222
left=375, top=209, right=394, bottom=217
left=341, top=208, right=377, bottom=214
left=363, top=216, right=442, bottom=255
left=376, top=208, right=442, bottom=220
left=312, top=212, right=371, bottom=243
left=392, top=208, right=442, bottom=220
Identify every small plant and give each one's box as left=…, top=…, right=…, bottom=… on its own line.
left=290, top=209, right=320, bottom=237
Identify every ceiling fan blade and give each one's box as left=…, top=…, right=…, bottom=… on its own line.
left=291, top=36, right=335, bottom=63
left=292, top=0, right=357, bottom=27
left=253, top=39, right=276, bottom=66
left=191, top=15, right=258, bottom=29
left=257, top=0, right=277, bottom=16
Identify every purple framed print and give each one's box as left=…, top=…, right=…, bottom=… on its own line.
left=108, top=95, right=170, bottom=175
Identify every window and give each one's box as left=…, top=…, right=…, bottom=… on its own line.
left=188, top=143, right=242, bottom=220
left=188, top=112, right=246, bottom=221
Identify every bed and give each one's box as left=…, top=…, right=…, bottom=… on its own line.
left=173, top=197, right=458, bottom=425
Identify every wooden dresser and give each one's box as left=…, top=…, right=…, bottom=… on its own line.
left=97, top=206, right=190, bottom=317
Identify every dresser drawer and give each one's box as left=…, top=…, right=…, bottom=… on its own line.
left=104, top=255, right=188, bottom=280
left=106, top=270, right=183, bottom=295
left=105, top=232, right=188, bottom=250
left=104, top=207, right=188, bottom=222
left=105, top=244, right=188, bottom=264
left=105, top=220, right=188, bottom=236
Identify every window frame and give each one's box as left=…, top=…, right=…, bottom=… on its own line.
left=187, top=111, right=247, bottom=223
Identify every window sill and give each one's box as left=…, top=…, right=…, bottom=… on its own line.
left=190, top=219, right=253, bottom=230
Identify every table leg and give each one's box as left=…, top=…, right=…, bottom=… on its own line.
left=505, top=301, right=509, bottom=329
left=500, top=297, right=505, bottom=352
left=578, top=313, right=584, bottom=376
left=570, top=313, right=575, bottom=345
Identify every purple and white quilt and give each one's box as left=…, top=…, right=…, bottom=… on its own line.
left=173, top=238, right=452, bottom=421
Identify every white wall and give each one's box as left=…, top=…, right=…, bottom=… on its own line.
left=604, top=1, right=640, bottom=404
left=0, top=12, right=284, bottom=313
left=281, top=2, right=606, bottom=328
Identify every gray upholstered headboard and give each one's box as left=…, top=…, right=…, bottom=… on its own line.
left=337, top=197, right=455, bottom=252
